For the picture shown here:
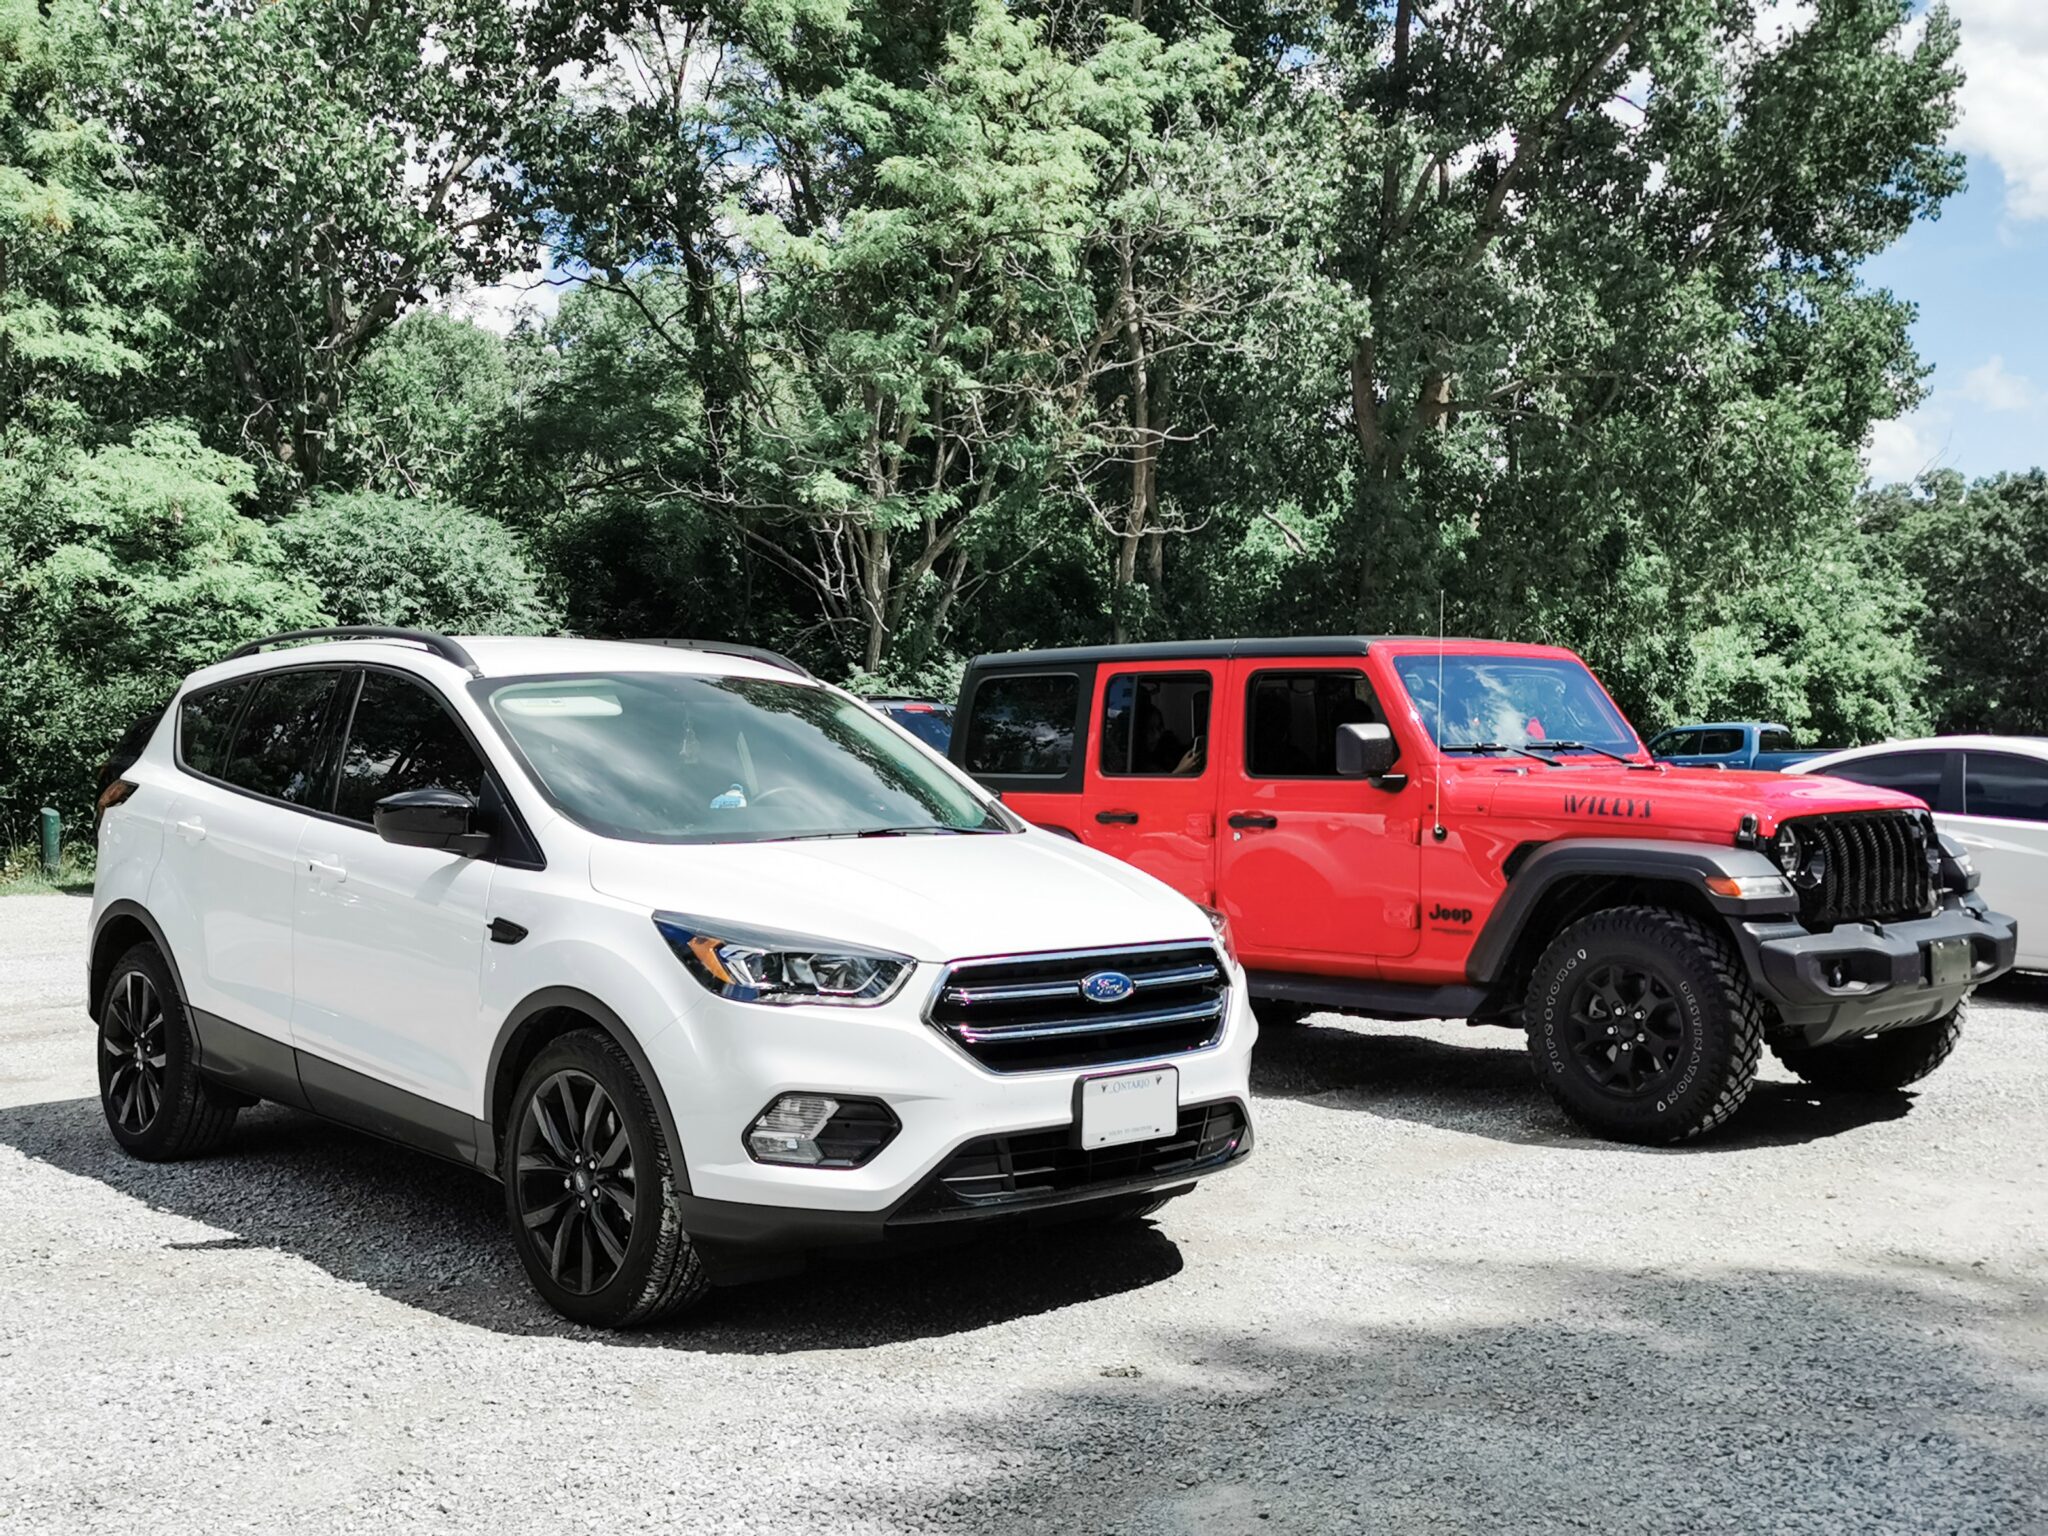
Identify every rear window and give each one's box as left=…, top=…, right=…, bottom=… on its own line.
left=1821, top=750, right=1953, bottom=811
left=1964, top=752, right=2048, bottom=823
left=1758, top=728, right=1799, bottom=754
left=221, top=669, right=344, bottom=805
left=178, top=680, right=252, bottom=779
left=962, top=675, right=1078, bottom=777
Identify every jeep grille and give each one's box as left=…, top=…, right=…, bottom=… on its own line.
left=925, top=942, right=1228, bottom=1073
left=1787, top=810, right=1938, bottom=927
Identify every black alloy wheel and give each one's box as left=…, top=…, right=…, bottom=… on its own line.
left=513, top=1068, right=637, bottom=1297
left=1562, top=961, right=1687, bottom=1098
left=101, top=968, right=166, bottom=1135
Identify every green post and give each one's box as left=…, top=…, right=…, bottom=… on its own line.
left=38, top=807, right=61, bottom=877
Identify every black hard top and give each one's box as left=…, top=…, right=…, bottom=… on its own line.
left=965, top=635, right=1408, bottom=670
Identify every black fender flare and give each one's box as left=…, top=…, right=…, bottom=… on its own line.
left=1465, top=837, right=1797, bottom=989
left=87, top=899, right=189, bottom=1024
left=483, top=987, right=691, bottom=1191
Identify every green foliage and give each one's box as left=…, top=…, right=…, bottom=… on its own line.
left=1866, top=471, right=2048, bottom=734
left=0, top=424, right=325, bottom=835
left=272, top=491, right=558, bottom=635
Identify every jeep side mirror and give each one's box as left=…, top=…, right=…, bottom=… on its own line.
left=374, top=787, right=491, bottom=857
left=1334, top=722, right=1398, bottom=780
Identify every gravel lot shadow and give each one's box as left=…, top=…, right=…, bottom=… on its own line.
left=844, top=1258, right=2048, bottom=1534
left=1252, top=1016, right=1917, bottom=1151
left=0, top=1095, right=1185, bottom=1351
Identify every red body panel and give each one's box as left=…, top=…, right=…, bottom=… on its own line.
left=994, top=638, right=1921, bottom=987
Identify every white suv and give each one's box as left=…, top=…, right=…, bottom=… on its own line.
left=89, top=628, right=1255, bottom=1326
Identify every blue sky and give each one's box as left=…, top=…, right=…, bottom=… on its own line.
left=1862, top=0, right=2048, bottom=483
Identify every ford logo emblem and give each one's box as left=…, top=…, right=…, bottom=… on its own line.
left=1081, top=970, right=1135, bottom=1005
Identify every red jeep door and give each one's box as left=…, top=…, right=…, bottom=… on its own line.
left=1079, top=667, right=1219, bottom=905
left=1214, top=660, right=1423, bottom=972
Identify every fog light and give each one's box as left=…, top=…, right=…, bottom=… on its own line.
left=745, top=1094, right=898, bottom=1168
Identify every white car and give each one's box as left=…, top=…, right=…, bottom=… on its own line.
left=89, top=627, right=1254, bottom=1326
left=1793, top=736, right=2045, bottom=969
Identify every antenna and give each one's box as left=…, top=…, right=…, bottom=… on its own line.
left=1431, top=592, right=1447, bottom=842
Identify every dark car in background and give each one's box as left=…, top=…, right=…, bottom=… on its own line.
left=867, top=696, right=954, bottom=753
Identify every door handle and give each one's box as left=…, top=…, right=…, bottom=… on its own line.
left=1228, top=812, right=1278, bottom=830
left=306, top=856, right=347, bottom=884
left=174, top=816, right=206, bottom=843
left=1095, top=810, right=1140, bottom=826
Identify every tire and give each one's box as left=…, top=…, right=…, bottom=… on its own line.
left=97, top=942, right=240, bottom=1160
left=503, top=1028, right=709, bottom=1328
left=1523, top=906, right=1763, bottom=1145
left=1771, top=1000, right=1964, bottom=1092
left=1252, top=998, right=1310, bottom=1029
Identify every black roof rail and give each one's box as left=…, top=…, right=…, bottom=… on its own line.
left=227, top=626, right=483, bottom=677
left=629, top=638, right=812, bottom=678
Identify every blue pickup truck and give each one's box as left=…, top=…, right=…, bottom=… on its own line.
left=1644, top=721, right=1827, bottom=771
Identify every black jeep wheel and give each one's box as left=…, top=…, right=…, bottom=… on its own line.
left=504, top=1029, right=708, bottom=1328
left=97, top=942, right=239, bottom=1160
left=1772, top=1001, right=1964, bottom=1092
left=1523, top=906, right=1762, bottom=1144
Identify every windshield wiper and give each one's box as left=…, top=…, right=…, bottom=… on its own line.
left=1441, top=742, right=1561, bottom=767
left=1536, top=740, right=1649, bottom=767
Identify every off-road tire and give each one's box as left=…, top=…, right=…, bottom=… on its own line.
left=503, top=1028, right=709, bottom=1328
left=1251, top=999, right=1310, bottom=1029
left=97, top=942, right=240, bottom=1160
left=1524, top=906, right=1763, bottom=1145
left=1771, top=1000, right=1964, bottom=1092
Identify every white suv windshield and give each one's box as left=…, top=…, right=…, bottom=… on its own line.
left=481, top=672, right=1004, bottom=843
left=1392, top=654, right=1641, bottom=755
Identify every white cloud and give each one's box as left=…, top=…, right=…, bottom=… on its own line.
left=1958, top=354, right=2038, bottom=412
left=1753, top=0, right=1816, bottom=48
left=437, top=262, right=575, bottom=337
left=1864, top=409, right=1948, bottom=483
left=1948, top=0, right=2048, bottom=220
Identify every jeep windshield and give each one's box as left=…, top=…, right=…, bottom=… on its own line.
left=1391, top=654, right=1643, bottom=758
left=481, top=672, right=1008, bottom=844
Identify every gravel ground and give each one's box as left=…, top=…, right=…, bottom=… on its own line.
left=2, top=890, right=2044, bottom=1534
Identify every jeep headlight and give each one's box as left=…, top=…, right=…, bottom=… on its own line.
left=654, top=913, right=912, bottom=1006
left=1771, top=823, right=1826, bottom=889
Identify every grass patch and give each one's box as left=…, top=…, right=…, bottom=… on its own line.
left=0, top=847, right=94, bottom=897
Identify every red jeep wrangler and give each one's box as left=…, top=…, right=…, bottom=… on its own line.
left=950, top=637, right=2017, bottom=1143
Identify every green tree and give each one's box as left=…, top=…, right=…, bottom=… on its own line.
left=272, top=490, right=559, bottom=635
left=1867, top=470, right=2048, bottom=734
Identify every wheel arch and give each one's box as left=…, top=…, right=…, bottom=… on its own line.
left=484, top=987, right=691, bottom=1190
left=88, top=900, right=187, bottom=1024
left=1467, top=839, right=1792, bottom=1006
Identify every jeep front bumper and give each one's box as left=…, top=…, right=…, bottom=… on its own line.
left=1736, top=894, right=2016, bottom=1046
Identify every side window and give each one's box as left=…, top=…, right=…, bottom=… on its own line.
left=1696, top=728, right=1744, bottom=755
left=178, top=679, right=252, bottom=778
left=1246, top=671, right=1383, bottom=778
left=962, top=674, right=1078, bottom=778
left=1100, top=672, right=1211, bottom=776
left=1964, top=752, right=2048, bottom=823
left=1822, top=750, right=1953, bottom=811
left=221, top=669, right=345, bottom=805
left=1758, top=728, right=1798, bottom=754
left=335, top=671, right=488, bottom=824
left=1652, top=730, right=1698, bottom=755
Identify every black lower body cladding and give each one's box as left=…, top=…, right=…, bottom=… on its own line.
left=1737, top=894, right=2016, bottom=1047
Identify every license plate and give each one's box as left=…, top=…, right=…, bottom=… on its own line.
left=1078, top=1066, right=1178, bottom=1150
left=1926, top=936, right=1973, bottom=988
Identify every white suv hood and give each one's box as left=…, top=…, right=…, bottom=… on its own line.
left=587, top=829, right=1210, bottom=963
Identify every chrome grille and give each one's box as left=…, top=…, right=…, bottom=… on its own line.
left=926, top=942, right=1228, bottom=1072
left=894, top=1101, right=1249, bottom=1219
left=1789, top=810, right=1938, bottom=927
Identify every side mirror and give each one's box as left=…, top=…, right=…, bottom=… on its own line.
left=374, top=787, right=490, bottom=857
left=1334, top=722, right=1398, bottom=781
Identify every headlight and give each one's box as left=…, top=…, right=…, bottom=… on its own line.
left=1199, top=904, right=1238, bottom=966
left=1771, top=824, right=1801, bottom=877
left=1771, top=823, right=1826, bottom=888
left=654, top=913, right=913, bottom=1006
